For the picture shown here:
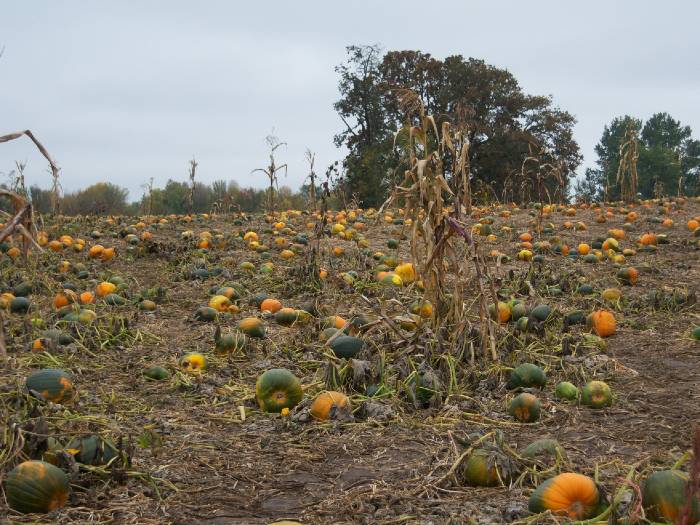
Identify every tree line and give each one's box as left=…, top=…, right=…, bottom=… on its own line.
left=17, top=180, right=312, bottom=216
left=3, top=45, right=699, bottom=216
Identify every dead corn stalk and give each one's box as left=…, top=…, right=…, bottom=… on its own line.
left=382, top=89, right=498, bottom=360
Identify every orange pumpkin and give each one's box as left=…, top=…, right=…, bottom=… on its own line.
left=79, top=291, right=94, bottom=305
left=587, top=310, right=616, bottom=338
left=88, top=245, right=104, bottom=258
left=688, top=219, right=699, bottom=232
left=309, top=391, right=350, bottom=421
left=639, top=233, right=657, bottom=246
left=100, top=247, right=115, bottom=262
left=529, top=473, right=601, bottom=519
left=96, top=282, right=117, bottom=297
left=260, top=298, right=282, bottom=313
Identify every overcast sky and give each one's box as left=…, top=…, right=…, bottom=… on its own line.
left=1, top=1, right=698, bottom=201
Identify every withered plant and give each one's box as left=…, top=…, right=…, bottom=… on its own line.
left=252, top=134, right=287, bottom=214
left=616, top=124, right=639, bottom=203
left=382, top=89, right=498, bottom=360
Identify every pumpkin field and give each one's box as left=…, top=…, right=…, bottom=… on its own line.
left=1, top=195, right=700, bottom=524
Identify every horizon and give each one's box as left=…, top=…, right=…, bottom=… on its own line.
left=1, top=1, right=699, bottom=201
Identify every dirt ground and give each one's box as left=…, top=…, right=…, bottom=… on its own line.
left=1, top=200, right=700, bottom=525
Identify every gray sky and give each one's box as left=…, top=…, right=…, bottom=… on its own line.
left=1, top=1, right=698, bottom=201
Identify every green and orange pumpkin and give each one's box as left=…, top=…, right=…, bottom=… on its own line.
left=256, top=368, right=303, bottom=413
left=26, top=369, right=74, bottom=404
left=4, top=460, right=70, bottom=514
left=642, top=469, right=699, bottom=524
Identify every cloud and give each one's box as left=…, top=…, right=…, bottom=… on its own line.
left=1, top=0, right=698, bottom=198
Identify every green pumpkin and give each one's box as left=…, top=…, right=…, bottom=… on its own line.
left=274, top=308, right=303, bottom=327
left=554, top=381, right=579, bottom=401
left=13, top=281, right=33, bottom=297
left=516, top=316, right=530, bottom=332
left=461, top=449, right=500, bottom=487
left=642, top=470, right=699, bottom=524
left=581, top=380, right=612, bottom=408
left=41, top=329, right=73, bottom=346
left=67, top=435, right=118, bottom=466
left=530, top=304, right=553, bottom=322
left=10, top=296, right=31, bottom=314
left=194, top=306, right=218, bottom=322
left=583, top=253, right=599, bottom=264
left=508, top=393, right=541, bottom=423
left=521, top=438, right=567, bottom=463
left=143, top=366, right=170, bottom=381
left=510, top=302, right=529, bottom=321
left=329, top=336, right=364, bottom=359
left=103, top=293, right=126, bottom=306
left=564, top=310, right=586, bottom=325
left=507, top=363, right=546, bottom=389
left=26, top=369, right=75, bottom=403
left=256, top=368, right=302, bottom=413
left=4, top=460, right=70, bottom=514
left=215, top=332, right=247, bottom=354
left=692, top=326, right=700, bottom=341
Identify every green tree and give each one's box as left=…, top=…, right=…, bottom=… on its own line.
left=333, top=45, right=395, bottom=208
left=583, top=113, right=700, bottom=200
left=334, top=47, right=582, bottom=206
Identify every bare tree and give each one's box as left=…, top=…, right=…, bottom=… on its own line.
left=252, top=135, right=287, bottom=213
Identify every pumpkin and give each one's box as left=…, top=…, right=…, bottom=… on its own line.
left=95, top=281, right=117, bottom=297
left=26, top=369, right=74, bottom=403
left=321, top=315, right=347, bottom=330
left=139, top=299, right=157, bottom=311
left=586, top=310, right=616, bottom=337
left=642, top=470, right=699, bottom=524
left=508, top=393, right=541, bottom=423
left=194, top=306, right=218, bottom=322
left=238, top=317, right=266, bottom=338
left=256, top=368, right=303, bottom=413
left=530, top=304, right=552, bottom=322
left=581, top=380, right=612, bottom=408
left=461, top=449, right=501, bottom=487
left=179, top=352, right=206, bottom=373
left=507, top=363, right=546, bottom=389
left=489, top=301, right=512, bottom=323
left=260, top=298, right=282, bottom=313
left=275, top=308, right=308, bottom=327
left=521, top=438, right=567, bottom=463
left=693, top=326, right=700, bottom=341
left=639, top=232, right=658, bottom=246
left=104, top=293, right=126, bottom=306
left=66, top=435, right=118, bottom=465
left=208, top=295, right=231, bottom=312
left=617, top=267, right=638, bottom=285
left=143, top=365, right=170, bottom=380
left=215, top=332, right=247, bottom=355
left=10, top=296, right=31, bottom=314
left=529, top=473, right=601, bottom=519
left=554, top=381, right=579, bottom=401
left=329, top=335, right=364, bottom=358
left=395, top=262, right=416, bottom=283
left=309, top=391, right=350, bottom=421
left=4, top=460, right=70, bottom=514
left=79, top=291, right=94, bottom=304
